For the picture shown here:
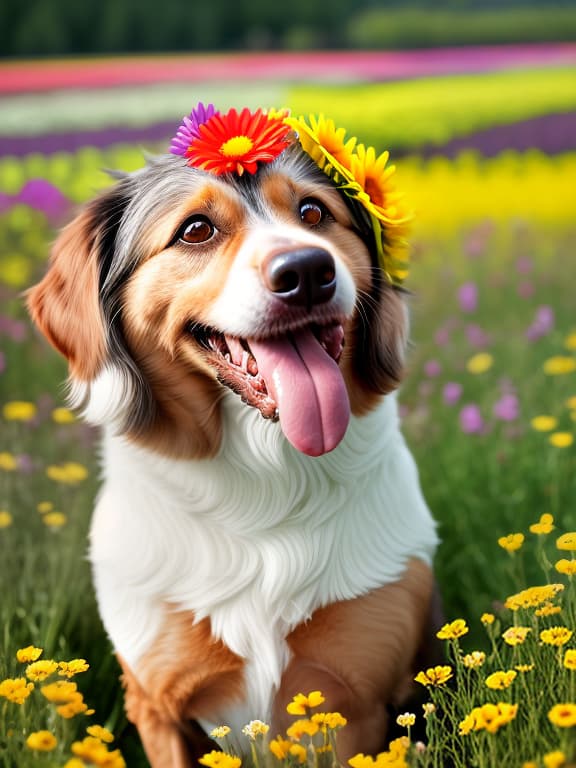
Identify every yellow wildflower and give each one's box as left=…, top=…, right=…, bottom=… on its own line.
left=522, top=762, right=538, bottom=768
left=269, top=737, right=292, bottom=760
left=3, top=400, right=37, bottom=421
left=0, top=452, right=18, bottom=471
left=26, top=659, right=58, bottom=681
left=502, top=626, right=531, bottom=646
left=86, top=724, right=114, bottom=743
left=0, top=677, right=34, bottom=703
left=458, top=711, right=480, bottom=736
left=565, top=332, right=576, bottom=350
left=422, top=703, right=436, bottom=717
left=288, top=744, right=307, bottom=764
left=466, top=352, right=494, bottom=374
left=52, top=407, right=76, bottom=424
left=543, top=356, right=576, bottom=375
left=436, top=618, right=468, bottom=640
left=72, top=737, right=125, bottom=767
left=462, top=651, right=486, bottom=668
left=37, top=501, right=54, bottom=513
left=311, top=712, right=347, bottom=729
left=41, top=680, right=78, bottom=703
left=26, top=730, right=57, bottom=751
left=43, top=511, right=67, bottom=528
left=557, top=532, right=576, bottom=551
left=563, top=650, right=576, bottom=670
left=505, top=584, right=564, bottom=610
left=481, top=612, right=495, bottom=625
left=515, top=664, right=535, bottom=673
left=540, top=627, right=573, bottom=646
left=485, top=670, right=517, bottom=690
left=58, top=659, right=89, bottom=678
left=0, top=510, right=13, bottom=528
left=498, top=533, right=524, bottom=552
left=543, top=751, right=566, bottom=768
left=548, top=703, right=576, bottom=728
left=286, top=718, right=319, bottom=740
left=210, top=726, right=231, bottom=739
left=549, top=432, right=574, bottom=448
left=286, top=690, right=325, bottom=715
left=414, top=665, right=453, bottom=686
left=535, top=603, right=562, bottom=617
left=16, top=645, right=43, bottom=663
left=565, top=395, right=576, bottom=409
left=198, top=751, right=242, bottom=768
left=242, top=720, right=269, bottom=739
left=395, top=712, right=416, bottom=728
left=531, top=415, right=558, bottom=432
left=63, top=760, right=86, bottom=768
left=57, top=691, right=90, bottom=718
left=460, top=702, right=518, bottom=735
left=46, top=462, right=88, bottom=484
left=555, top=558, right=576, bottom=575
left=530, top=513, right=555, bottom=534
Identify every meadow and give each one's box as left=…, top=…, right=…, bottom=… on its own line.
left=0, top=56, right=575, bottom=767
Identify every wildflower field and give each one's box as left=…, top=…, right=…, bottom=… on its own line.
left=1, top=50, right=576, bottom=767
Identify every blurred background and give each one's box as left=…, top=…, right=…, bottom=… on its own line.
left=1, top=2, right=576, bottom=765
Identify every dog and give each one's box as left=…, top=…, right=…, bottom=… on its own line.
left=28, top=106, right=439, bottom=766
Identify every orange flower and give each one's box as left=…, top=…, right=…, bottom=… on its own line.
left=186, top=108, right=292, bottom=176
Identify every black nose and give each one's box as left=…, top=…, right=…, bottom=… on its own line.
left=263, top=247, right=336, bottom=307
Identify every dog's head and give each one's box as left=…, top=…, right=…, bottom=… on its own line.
left=28, top=107, right=410, bottom=459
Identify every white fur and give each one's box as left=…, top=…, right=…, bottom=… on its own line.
left=88, top=371, right=438, bottom=737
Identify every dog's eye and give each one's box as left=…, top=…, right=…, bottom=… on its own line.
left=299, top=199, right=327, bottom=227
left=178, top=216, right=216, bottom=244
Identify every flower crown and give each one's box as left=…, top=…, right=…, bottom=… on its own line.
left=170, top=103, right=411, bottom=285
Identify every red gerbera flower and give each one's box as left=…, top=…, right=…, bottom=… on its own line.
left=185, top=107, right=292, bottom=176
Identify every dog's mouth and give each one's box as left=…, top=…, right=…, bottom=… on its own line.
left=190, top=322, right=350, bottom=456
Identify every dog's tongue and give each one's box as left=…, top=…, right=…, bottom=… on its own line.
left=249, top=329, right=350, bottom=456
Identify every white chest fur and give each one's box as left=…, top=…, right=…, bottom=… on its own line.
left=89, top=390, right=437, bottom=730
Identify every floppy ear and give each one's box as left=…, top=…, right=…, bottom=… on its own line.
left=350, top=272, right=408, bottom=410
left=27, top=187, right=126, bottom=381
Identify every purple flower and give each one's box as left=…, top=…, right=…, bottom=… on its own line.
left=443, top=381, right=462, bottom=406
left=525, top=305, right=555, bottom=341
left=459, top=403, right=484, bottom=434
left=170, top=103, right=217, bottom=156
left=493, top=393, right=519, bottom=422
left=457, top=282, right=478, bottom=313
left=17, top=179, right=70, bottom=223
left=466, top=324, right=491, bottom=348
left=517, top=280, right=534, bottom=299
left=434, top=326, right=451, bottom=347
left=515, top=256, right=533, bottom=274
left=424, top=359, right=442, bottom=378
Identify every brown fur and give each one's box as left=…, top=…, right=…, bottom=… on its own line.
left=121, top=559, right=433, bottom=766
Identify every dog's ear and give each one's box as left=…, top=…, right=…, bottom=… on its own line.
left=27, top=185, right=127, bottom=381
left=350, top=274, right=408, bottom=408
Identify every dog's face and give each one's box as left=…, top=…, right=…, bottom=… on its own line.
left=28, top=146, right=407, bottom=458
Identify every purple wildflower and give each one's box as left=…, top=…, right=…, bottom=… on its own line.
left=493, top=393, right=519, bottom=422
left=517, top=280, right=534, bottom=299
left=170, top=103, right=218, bottom=156
left=515, top=256, right=533, bottom=274
left=443, top=381, right=462, bottom=406
left=457, top=282, right=478, bottom=313
left=17, top=179, right=70, bottom=223
left=424, top=359, right=442, bottom=378
left=465, top=323, right=491, bottom=348
left=459, top=403, right=484, bottom=434
left=525, top=305, right=555, bottom=341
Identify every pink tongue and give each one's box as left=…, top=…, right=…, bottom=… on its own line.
left=249, top=329, right=350, bottom=456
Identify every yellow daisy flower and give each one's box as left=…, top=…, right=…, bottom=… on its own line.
left=548, top=703, right=576, bottom=728
left=549, top=432, right=573, bottom=448
left=498, top=533, right=524, bottom=552
left=557, top=532, right=576, bottom=551
left=414, top=665, right=453, bottom=686
left=286, top=690, right=325, bottom=715
left=3, top=400, right=37, bottom=421
left=52, top=407, right=76, bottom=424
left=463, top=651, right=486, bottom=668
left=543, top=751, right=566, bottom=768
left=529, top=513, right=555, bottom=534
left=466, top=352, right=494, bottom=374
left=485, top=670, right=517, bottom=690
left=540, top=627, right=573, bottom=646
left=241, top=720, right=269, bottom=739
left=16, top=645, right=43, bottom=663
left=543, top=356, right=576, bottom=375
left=210, top=726, right=231, bottom=739
left=481, top=612, right=495, bottom=625
left=502, top=626, right=531, bottom=646
left=563, top=649, right=576, bottom=670
left=531, top=415, right=558, bottom=432
left=86, top=725, right=114, bottom=743
left=0, top=677, right=34, bottom=704
left=0, top=452, right=18, bottom=471
left=0, top=510, right=13, bottom=528
left=26, top=659, right=58, bottom=681
left=26, top=730, right=57, bottom=751
left=436, top=618, right=468, bottom=640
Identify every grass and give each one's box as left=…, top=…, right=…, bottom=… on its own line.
left=0, top=140, right=575, bottom=764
